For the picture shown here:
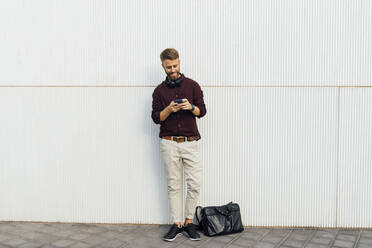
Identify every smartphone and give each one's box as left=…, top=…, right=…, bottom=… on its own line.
left=174, top=99, right=183, bottom=104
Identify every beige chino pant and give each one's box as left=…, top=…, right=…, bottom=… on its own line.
left=160, top=138, right=202, bottom=223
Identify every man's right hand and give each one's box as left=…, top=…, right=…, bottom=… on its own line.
left=160, top=101, right=181, bottom=122
left=167, top=101, right=182, bottom=113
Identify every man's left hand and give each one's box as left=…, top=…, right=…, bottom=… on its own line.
left=178, top=99, right=193, bottom=111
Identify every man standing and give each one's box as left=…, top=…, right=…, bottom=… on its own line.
left=151, top=48, right=206, bottom=241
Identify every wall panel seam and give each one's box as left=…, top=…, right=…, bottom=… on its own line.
left=335, top=87, right=340, bottom=227
left=0, top=85, right=371, bottom=88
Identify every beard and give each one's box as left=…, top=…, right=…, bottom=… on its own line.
left=168, top=71, right=180, bottom=80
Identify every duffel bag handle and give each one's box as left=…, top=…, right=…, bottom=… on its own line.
left=215, top=206, right=231, bottom=216
left=214, top=202, right=235, bottom=216
left=195, top=206, right=203, bottom=226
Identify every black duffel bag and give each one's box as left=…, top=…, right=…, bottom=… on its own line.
left=194, top=201, right=244, bottom=237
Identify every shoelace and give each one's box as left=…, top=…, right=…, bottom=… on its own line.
left=168, top=224, right=181, bottom=233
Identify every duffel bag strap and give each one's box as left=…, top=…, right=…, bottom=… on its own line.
left=194, top=206, right=203, bottom=227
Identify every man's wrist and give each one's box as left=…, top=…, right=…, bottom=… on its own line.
left=190, top=104, right=195, bottom=112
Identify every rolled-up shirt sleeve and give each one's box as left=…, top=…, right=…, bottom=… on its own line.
left=151, top=89, right=163, bottom=124
left=193, top=83, right=207, bottom=118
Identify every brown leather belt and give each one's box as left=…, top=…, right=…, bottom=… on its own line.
left=162, top=136, right=200, bottom=143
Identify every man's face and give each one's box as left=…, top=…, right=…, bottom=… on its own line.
left=162, top=58, right=180, bottom=80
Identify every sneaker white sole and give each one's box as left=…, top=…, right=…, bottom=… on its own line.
left=189, top=237, right=200, bottom=241
left=163, top=232, right=183, bottom=242
left=184, top=232, right=200, bottom=241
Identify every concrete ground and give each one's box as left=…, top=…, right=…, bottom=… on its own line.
left=0, top=222, right=371, bottom=248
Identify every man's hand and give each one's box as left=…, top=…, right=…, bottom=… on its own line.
left=160, top=101, right=181, bottom=122
left=178, top=99, right=193, bottom=110
left=167, top=101, right=182, bottom=113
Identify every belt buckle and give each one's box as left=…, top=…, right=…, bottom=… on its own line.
left=172, top=136, right=184, bottom=142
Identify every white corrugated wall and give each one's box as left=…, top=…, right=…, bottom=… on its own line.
left=0, top=0, right=371, bottom=228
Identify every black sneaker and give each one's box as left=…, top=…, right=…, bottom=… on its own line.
left=162, top=224, right=183, bottom=242
left=183, top=223, right=200, bottom=241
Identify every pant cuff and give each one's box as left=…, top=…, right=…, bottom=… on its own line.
left=185, top=215, right=194, bottom=220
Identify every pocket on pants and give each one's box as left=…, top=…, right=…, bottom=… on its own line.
left=188, top=140, right=199, bottom=153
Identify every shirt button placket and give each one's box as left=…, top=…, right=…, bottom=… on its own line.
left=175, top=90, right=180, bottom=133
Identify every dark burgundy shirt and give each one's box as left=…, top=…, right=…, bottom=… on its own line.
left=151, top=76, right=207, bottom=138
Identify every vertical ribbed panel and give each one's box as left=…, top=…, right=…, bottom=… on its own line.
left=0, top=87, right=339, bottom=226
left=0, top=0, right=370, bottom=86
left=0, top=87, right=170, bottom=224
left=338, top=88, right=372, bottom=228
left=198, top=87, right=338, bottom=227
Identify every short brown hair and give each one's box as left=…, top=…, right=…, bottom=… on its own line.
left=160, top=48, right=179, bottom=61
